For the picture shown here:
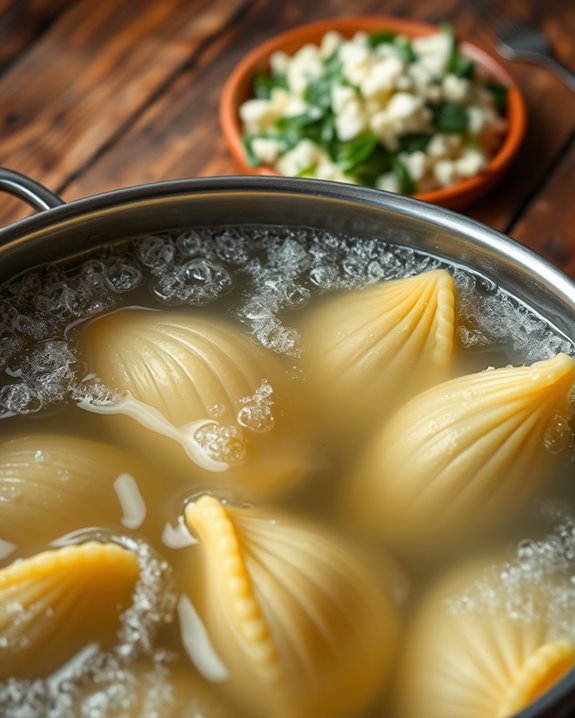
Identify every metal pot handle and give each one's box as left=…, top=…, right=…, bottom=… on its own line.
left=0, top=167, right=64, bottom=213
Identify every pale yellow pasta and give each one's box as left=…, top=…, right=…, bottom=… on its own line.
left=301, top=269, right=456, bottom=429
left=0, top=434, right=152, bottom=546
left=396, top=555, right=575, bottom=718
left=346, top=353, right=575, bottom=547
left=184, top=495, right=400, bottom=718
left=82, top=310, right=312, bottom=499
left=0, top=542, right=139, bottom=678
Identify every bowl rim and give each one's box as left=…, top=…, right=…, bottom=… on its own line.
left=219, top=14, right=527, bottom=210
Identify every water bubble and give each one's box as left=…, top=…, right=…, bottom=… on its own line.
left=309, top=264, right=339, bottom=289
left=237, top=380, right=275, bottom=433
left=193, top=422, right=246, bottom=465
left=103, top=261, right=142, bottom=293
left=0, top=383, right=43, bottom=414
left=175, top=230, right=205, bottom=257
left=152, top=259, right=232, bottom=306
left=137, top=235, right=175, bottom=272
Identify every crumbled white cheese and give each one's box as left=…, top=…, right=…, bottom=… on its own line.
left=399, top=150, right=428, bottom=182
left=454, top=148, right=487, bottom=178
left=335, top=99, right=369, bottom=141
left=434, top=158, right=456, bottom=186
left=251, top=137, right=282, bottom=165
left=276, top=139, right=324, bottom=176
left=320, top=31, right=343, bottom=58
left=376, top=172, right=401, bottom=192
left=331, top=85, right=358, bottom=115
left=412, top=32, right=452, bottom=75
left=443, top=73, right=471, bottom=102
left=360, top=56, right=405, bottom=99
left=270, top=50, right=289, bottom=76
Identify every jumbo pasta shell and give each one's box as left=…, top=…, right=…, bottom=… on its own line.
left=347, top=353, right=575, bottom=547
left=0, top=542, right=139, bottom=678
left=82, top=310, right=312, bottom=498
left=302, top=270, right=456, bottom=429
left=184, top=495, right=400, bottom=718
left=396, top=555, right=575, bottom=718
left=0, top=435, right=153, bottom=549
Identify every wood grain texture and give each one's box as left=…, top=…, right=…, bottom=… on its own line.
left=512, top=133, right=575, bottom=277
left=0, top=0, right=574, bottom=277
left=0, top=0, right=72, bottom=72
left=0, top=0, right=250, bottom=224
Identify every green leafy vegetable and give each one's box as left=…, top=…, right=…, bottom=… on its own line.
left=394, top=35, right=417, bottom=63
left=252, top=72, right=288, bottom=100
left=333, top=132, right=379, bottom=173
left=486, top=81, right=509, bottom=114
left=442, top=24, right=475, bottom=79
left=398, top=133, right=432, bottom=153
left=390, top=156, right=416, bottom=194
left=243, top=136, right=261, bottom=168
left=350, top=146, right=392, bottom=187
left=367, top=30, right=398, bottom=48
left=431, top=101, right=468, bottom=133
left=305, top=75, right=334, bottom=111
left=367, top=30, right=416, bottom=62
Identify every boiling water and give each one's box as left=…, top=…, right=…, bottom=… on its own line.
left=0, top=225, right=574, bottom=718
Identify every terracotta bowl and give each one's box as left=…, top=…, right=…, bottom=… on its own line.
left=220, top=15, right=527, bottom=210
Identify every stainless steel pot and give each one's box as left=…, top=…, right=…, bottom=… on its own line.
left=0, top=167, right=574, bottom=718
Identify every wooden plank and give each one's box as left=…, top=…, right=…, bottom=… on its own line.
left=60, top=0, right=575, bottom=242
left=467, top=0, right=575, bottom=231
left=510, top=136, right=575, bottom=279
left=0, top=0, right=72, bottom=72
left=0, top=0, right=251, bottom=225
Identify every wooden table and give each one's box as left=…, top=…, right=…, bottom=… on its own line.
left=1, top=0, right=574, bottom=276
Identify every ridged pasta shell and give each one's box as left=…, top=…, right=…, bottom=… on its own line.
left=346, top=353, right=575, bottom=547
left=0, top=542, right=139, bottom=678
left=184, top=495, right=400, bottom=718
left=82, top=310, right=312, bottom=498
left=396, top=555, right=575, bottom=718
left=0, top=434, right=153, bottom=549
left=301, top=270, right=456, bottom=429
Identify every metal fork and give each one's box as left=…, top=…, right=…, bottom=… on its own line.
left=466, top=0, right=575, bottom=93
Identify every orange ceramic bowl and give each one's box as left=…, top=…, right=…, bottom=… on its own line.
left=220, top=16, right=527, bottom=210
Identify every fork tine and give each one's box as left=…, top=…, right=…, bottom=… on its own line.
left=466, top=0, right=529, bottom=43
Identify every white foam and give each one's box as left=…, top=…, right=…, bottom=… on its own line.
left=177, top=595, right=229, bottom=682
left=446, top=509, right=575, bottom=642
left=0, top=224, right=573, bottom=418
left=113, top=473, right=147, bottom=530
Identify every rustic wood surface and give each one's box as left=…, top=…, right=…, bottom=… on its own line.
left=0, top=0, right=573, bottom=275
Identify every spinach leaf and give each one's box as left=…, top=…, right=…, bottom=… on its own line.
left=350, top=146, right=392, bottom=187
left=486, top=81, right=509, bottom=114
left=305, top=75, right=334, bottom=111
left=333, top=132, right=379, bottom=172
left=243, top=135, right=261, bottom=168
left=366, top=30, right=416, bottom=62
left=390, top=155, right=416, bottom=194
left=398, top=133, right=432, bottom=153
left=431, top=101, right=468, bottom=133
left=252, top=72, right=288, bottom=100
left=394, top=35, right=417, bottom=63
left=442, top=24, right=475, bottom=79
left=367, top=30, right=398, bottom=48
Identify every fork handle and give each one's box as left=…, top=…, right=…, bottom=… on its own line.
left=537, top=55, right=575, bottom=94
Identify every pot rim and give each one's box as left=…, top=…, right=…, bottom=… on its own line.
left=0, top=174, right=573, bottom=297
